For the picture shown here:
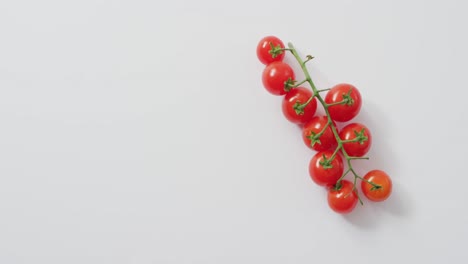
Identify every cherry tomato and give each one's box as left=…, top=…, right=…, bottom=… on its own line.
left=361, top=170, right=392, bottom=202
left=302, top=116, right=337, bottom=151
left=309, top=150, right=344, bottom=187
left=282, top=87, right=317, bottom=124
left=339, top=123, right=372, bottom=157
left=327, top=180, right=358, bottom=214
left=325, top=83, right=362, bottom=122
left=256, top=36, right=285, bottom=65
left=262, top=62, right=295, bottom=96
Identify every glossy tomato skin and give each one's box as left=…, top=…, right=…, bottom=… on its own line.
left=325, top=84, right=362, bottom=122
left=309, top=150, right=344, bottom=187
left=327, top=180, right=358, bottom=214
left=302, top=116, right=337, bottom=151
left=361, top=170, right=392, bottom=202
left=256, top=36, right=285, bottom=65
left=282, top=87, right=317, bottom=124
left=340, top=123, right=372, bottom=157
left=262, top=62, right=295, bottom=96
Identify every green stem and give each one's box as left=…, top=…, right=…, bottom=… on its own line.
left=288, top=43, right=318, bottom=91
left=352, top=176, right=364, bottom=205
left=341, top=138, right=360, bottom=143
left=295, top=95, right=316, bottom=111
left=294, top=79, right=308, bottom=88
left=313, top=121, right=330, bottom=138
left=349, top=156, right=369, bottom=160
left=325, top=100, right=348, bottom=107
left=317, top=88, right=331, bottom=93
left=336, top=168, right=350, bottom=184
left=328, top=145, right=341, bottom=162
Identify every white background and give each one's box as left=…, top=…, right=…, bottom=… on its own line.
left=0, top=0, right=467, bottom=263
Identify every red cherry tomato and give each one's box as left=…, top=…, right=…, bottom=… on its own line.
left=262, top=62, right=295, bottom=96
left=327, top=180, right=358, bottom=214
left=361, top=170, right=392, bottom=202
left=340, top=123, right=372, bottom=157
left=282, top=87, right=317, bottom=124
left=256, top=36, right=285, bottom=65
left=309, top=150, right=344, bottom=187
left=325, top=84, right=362, bottom=122
left=302, top=116, right=337, bottom=151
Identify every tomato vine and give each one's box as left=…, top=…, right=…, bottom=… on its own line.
left=257, top=36, right=393, bottom=213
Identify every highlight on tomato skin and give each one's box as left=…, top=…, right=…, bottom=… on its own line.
left=361, top=170, right=393, bottom=202
left=327, top=180, right=358, bottom=214
left=261, top=61, right=295, bottom=96
left=256, top=36, right=285, bottom=65
left=325, top=83, right=362, bottom=122
left=282, top=87, right=317, bottom=125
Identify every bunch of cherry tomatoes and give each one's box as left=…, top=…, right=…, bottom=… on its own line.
left=256, top=36, right=392, bottom=214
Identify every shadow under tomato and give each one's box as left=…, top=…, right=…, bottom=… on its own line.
left=377, top=182, right=412, bottom=217
left=343, top=181, right=412, bottom=229
left=342, top=200, right=381, bottom=229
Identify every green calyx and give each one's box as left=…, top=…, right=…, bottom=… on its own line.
left=333, top=181, right=343, bottom=191
left=293, top=95, right=315, bottom=115
left=342, top=89, right=354, bottom=106
left=268, top=42, right=284, bottom=58
left=319, top=154, right=334, bottom=169
left=353, top=128, right=368, bottom=144
left=307, top=132, right=321, bottom=147
left=293, top=101, right=305, bottom=115
left=284, top=78, right=296, bottom=92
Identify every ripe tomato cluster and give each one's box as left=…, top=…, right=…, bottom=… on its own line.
left=256, top=36, right=393, bottom=214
